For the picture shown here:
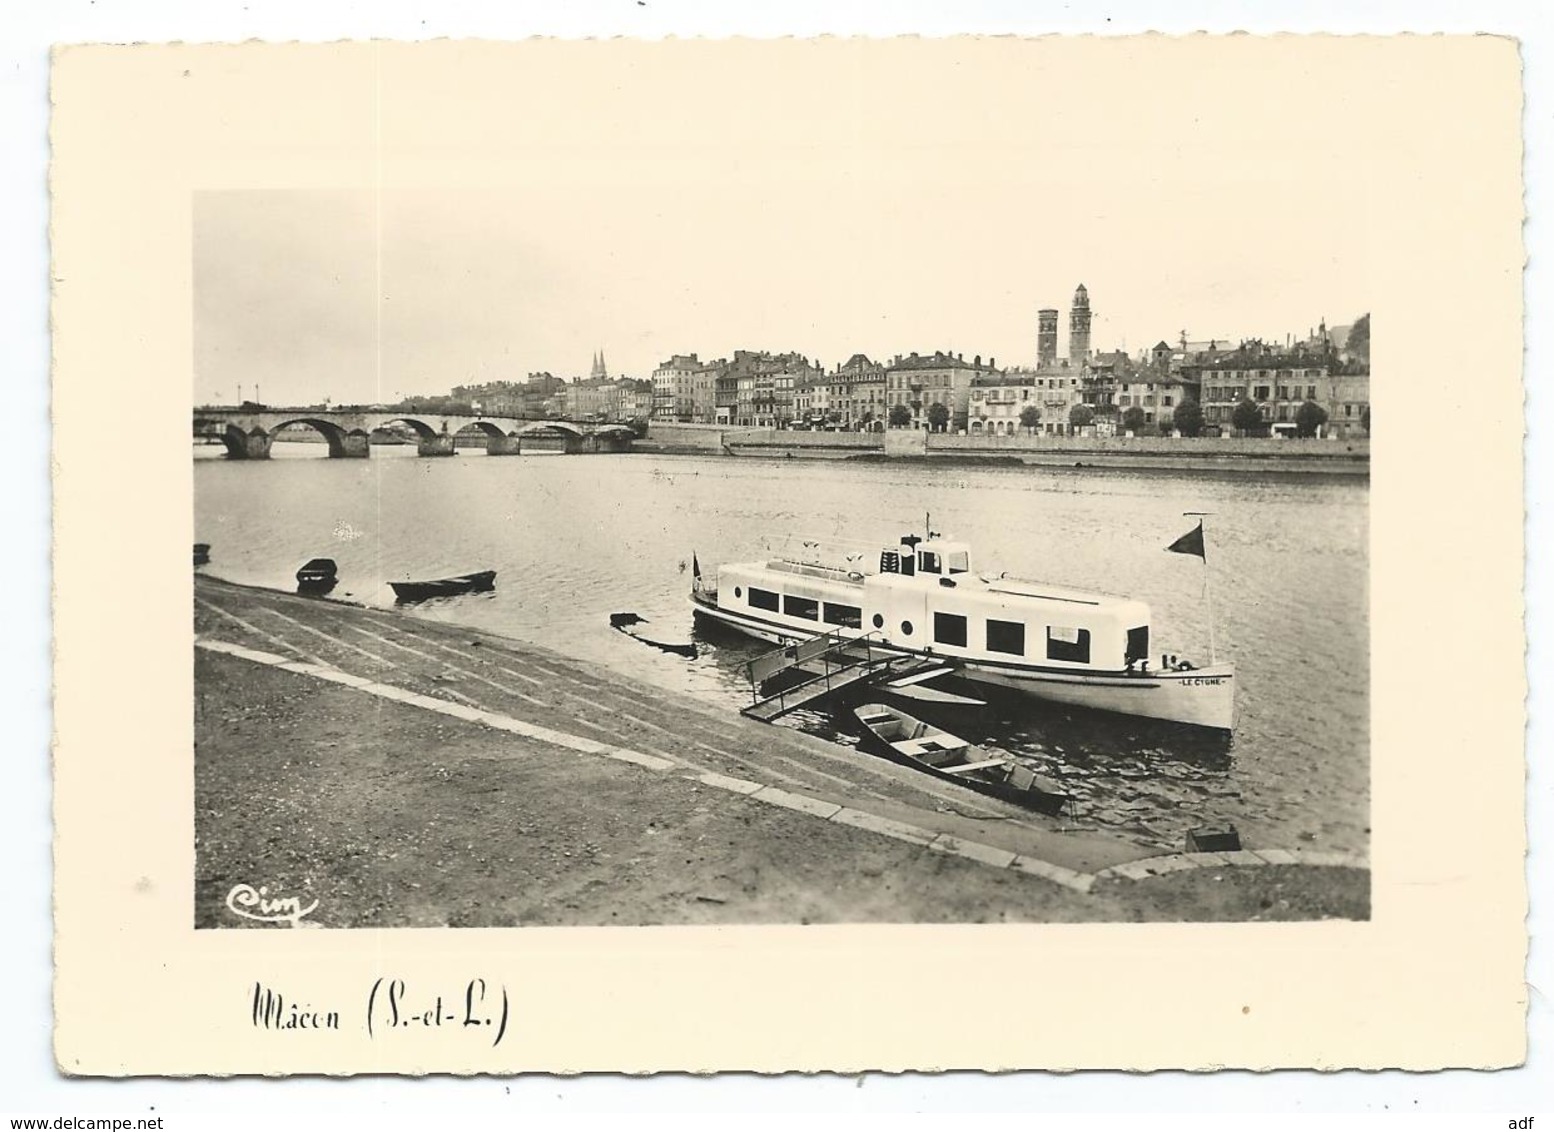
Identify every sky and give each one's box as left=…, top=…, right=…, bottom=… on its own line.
left=191, top=41, right=1372, bottom=407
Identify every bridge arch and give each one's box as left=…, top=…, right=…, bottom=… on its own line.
left=374, top=416, right=439, bottom=440
left=590, top=424, right=636, bottom=453
left=517, top=420, right=585, bottom=438
left=269, top=417, right=357, bottom=458
left=452, top=420, right=510, bottom=440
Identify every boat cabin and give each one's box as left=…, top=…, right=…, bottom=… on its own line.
left=713, top=532, right=1154, bottom=676
left=878, top=537, right=973, bottom=581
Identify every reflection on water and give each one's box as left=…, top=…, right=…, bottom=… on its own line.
left=194, top=444, right=1368, bottom=854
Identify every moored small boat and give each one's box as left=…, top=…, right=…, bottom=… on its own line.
left=853, top=701, right=1071, bottom=816
left=390, top=570, right=497, bottom=602
left=609, top=612, right=699, bottom=658
left=296, top=557, right=338, bottom=593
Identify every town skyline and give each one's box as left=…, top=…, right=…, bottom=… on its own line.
left=193, top=184, right=1369, bottom=408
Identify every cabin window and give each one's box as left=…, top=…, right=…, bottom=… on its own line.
left=986, top=619, right=1025, bottom=656
left=947, top=551, right=969, bottom=575
left=919, top=550, right=941, bottom=574
left=933, top=612, right=968, bottom=647
left=871, top=613, right=884, bottom=629
left=748, top=587, right=779, bottom=612
left=901, top=620, right=914, bottom=636
left=1046, top=625, right=1091, bottom=663
left=879, top=550, right=899, bottom=574
left=823, top=602, right=862, bottom=628
left=1126, top=625, right=1149, bottom=665
left=784, top=595, right=819, bottom=621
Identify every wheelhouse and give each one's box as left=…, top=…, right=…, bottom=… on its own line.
left=878, top=538, right=973, bottom=580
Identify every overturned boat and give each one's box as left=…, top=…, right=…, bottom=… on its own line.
left=691, top=526, right=1234, bottom=731
left=295, top=557, right=339, bottom=594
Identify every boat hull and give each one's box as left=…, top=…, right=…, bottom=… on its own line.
left=610, top=614, right=699, bottom=658
left=391, top=570, right=497, bottom=602
left=967, top=660, right=1235, bottom=731
left=854, top=704, right=1070, bottom=815
left=692, top=592, right=1234, bottom=731
left=871, top=743, right=1071, bottom=815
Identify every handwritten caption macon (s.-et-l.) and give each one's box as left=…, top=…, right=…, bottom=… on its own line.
left=251, top=978, right=510, bottom=1048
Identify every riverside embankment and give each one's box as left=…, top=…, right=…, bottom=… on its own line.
left=194, top=575, right=1367, bottom=927
left=634, top=423, right=1370, bottom=475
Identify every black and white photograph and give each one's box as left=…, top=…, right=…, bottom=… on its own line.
left=44, top=30, right=1529, bottom=1080
left=188, top=60, right=1370, bottom=931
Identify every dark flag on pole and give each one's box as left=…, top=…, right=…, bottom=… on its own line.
left=1166, top=522, right=1206, bottom=559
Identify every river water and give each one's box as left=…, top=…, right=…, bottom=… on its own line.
left=194, top=444, right=1369, bottom=855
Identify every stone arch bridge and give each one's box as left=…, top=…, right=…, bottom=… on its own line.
left=192, top=408, right=636, bottom=458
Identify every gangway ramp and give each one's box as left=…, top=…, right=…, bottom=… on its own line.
left=741, top=631, right=950, bottom=722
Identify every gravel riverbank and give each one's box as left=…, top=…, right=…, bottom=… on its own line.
left=193, top=577, right=1368, bottom=926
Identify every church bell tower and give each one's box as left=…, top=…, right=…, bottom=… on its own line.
left=1068, top=285, right=1092, bottom=364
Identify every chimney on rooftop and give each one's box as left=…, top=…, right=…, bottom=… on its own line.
left=974, top=355, right=981, bottom=367
left=990, top=356, right=996, bottom=370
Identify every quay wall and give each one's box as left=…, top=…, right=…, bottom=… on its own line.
left=637, top=424, right=733, bottom=452
left=636, top=423, right=1369, bottom=472
left=926, top=434, right=1370, bottom=460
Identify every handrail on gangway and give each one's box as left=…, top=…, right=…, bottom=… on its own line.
left=741, top=631, right=937, bottom=722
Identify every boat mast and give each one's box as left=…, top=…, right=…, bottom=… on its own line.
left=1205, top=545, right=1218, bottom=665
left=1186, top=511, right=1217, bottom=664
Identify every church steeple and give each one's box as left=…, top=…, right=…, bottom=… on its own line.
left=590, top=350, right=609, bottom=381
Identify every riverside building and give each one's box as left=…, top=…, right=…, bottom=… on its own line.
left=884, top=351, right=997, bottom=432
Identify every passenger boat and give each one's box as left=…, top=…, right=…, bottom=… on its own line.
left=690, top=529, right=1234, bottom=730
left=390, top=570, right=497, bottom=602
left=853, top=702, right=1071, bottom=815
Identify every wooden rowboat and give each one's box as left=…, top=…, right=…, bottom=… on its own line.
left=853, top=702, right=1071, bottom=816
left=390, top=570, right=497, bottom=602
left=609, top=613, right=699, bottom=658
left=296, top=557, right=339, bottom=594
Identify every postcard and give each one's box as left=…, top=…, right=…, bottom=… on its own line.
left=51, top=35, right=1525, bottom=1074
